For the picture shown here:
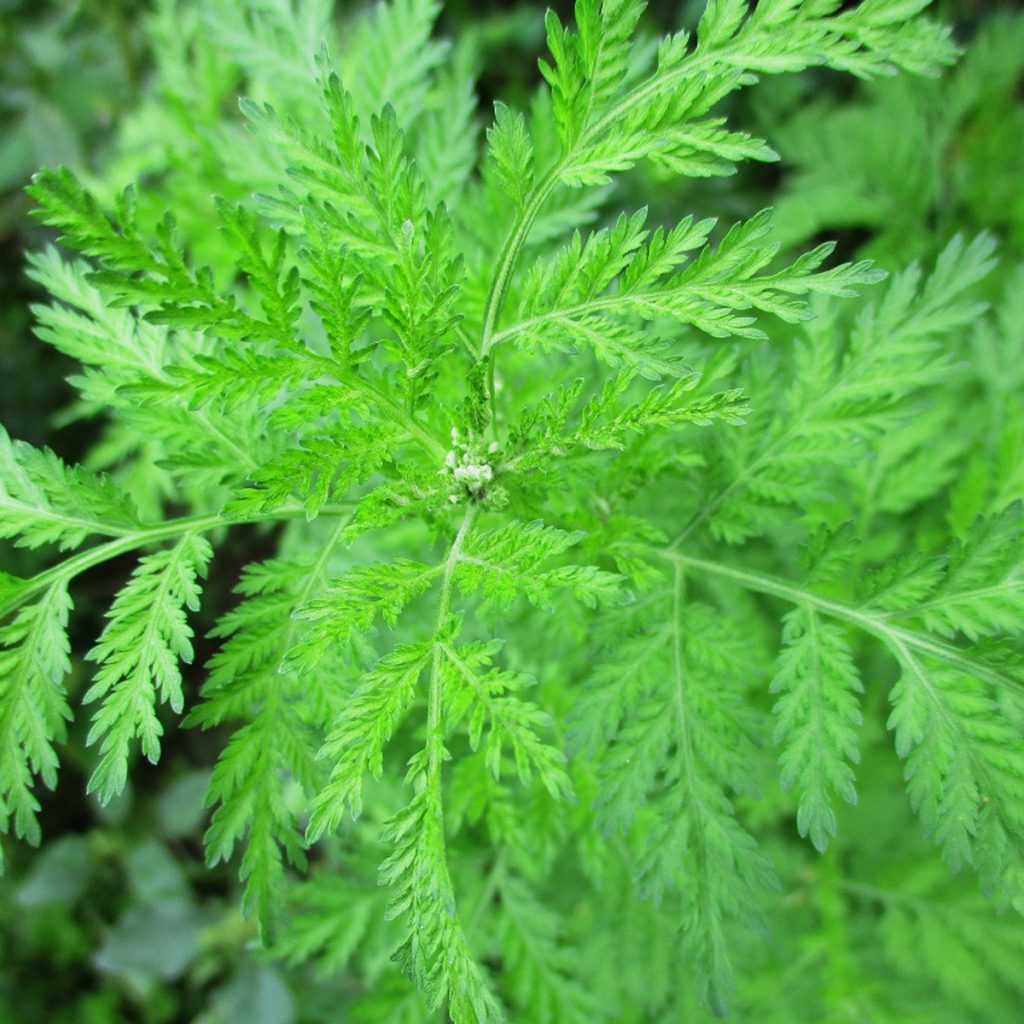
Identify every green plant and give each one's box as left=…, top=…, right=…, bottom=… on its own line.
left=754, top=7, right=1024, bottom=261
left=2, top=1, right=1023, bottom=1021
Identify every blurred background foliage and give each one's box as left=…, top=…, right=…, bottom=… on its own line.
left=0, top=1, right=1022, bottom=1022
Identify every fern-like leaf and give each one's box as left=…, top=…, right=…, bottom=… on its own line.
left=455, top=520, right=622, bottom=609
left=0, top=426, right=139, bottom=550
left=84, top=534, right=212, bottom=802
left=0, top=582, right=72, bottom=868
left=771, top=605, right=863, bottom=851
left=439, top=638, right=573, bottom=800
left=307, top=642, right=432, bottom=840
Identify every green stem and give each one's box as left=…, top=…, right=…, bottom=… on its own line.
left=480, top=167, right=562, bottom=358
left=477, top=165, right=563, bottom=450
left=427, top=506, right=477, bottom=776
left=1, top=502, right=353, bottom=623
left=655, top=548, right=1023, bottom=695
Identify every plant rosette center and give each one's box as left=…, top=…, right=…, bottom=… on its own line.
left=443, top=428, right=504, bottom=504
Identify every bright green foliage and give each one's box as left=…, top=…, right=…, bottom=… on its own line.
left=887, top=649, right=1024, bottom=896
left=275, top=868, right=385, bottom=978
left=761, top=9, right=1024, bottom=259
left=25, top=246, right=259, bottom=511
left=570, top=581, right=773, bottom=1012
left=0, top=582, right=71, bottom=869
left=501, top=209, right=884, bottom=378
left=873, top=879, right=1024, bottom=1008
left=343, top=0, right=448, bottom=130
left=225, top=424, right=398, bottom=519
left=771, top=607, right=863, bottom=852
left=85, top=533, right=212, bottom=803
left=291, top=561, right=441, bottom=669
left=2, top=1, right=1022, bottom=1022
left=487, top=103, right=535, bottom=210
left=438, top=639, right=572, bottom=799
left=0, top=424, right=139, bottom=550
left=185, top=553, right=342, bottom=940
left=899, top=503, right=1024, bottom=641
left=455, top=520, right=622, bottom=609
left=493, top=874, right=597, bottom=1024
left=307, top=642, right=432, bottom=838
left=380, top=777, right=504, bottom=1024
left=874, top=506, right=1024, bottom=900
left=537, top=0, right=955, bottom=187
left=678, top=234, right=997, bottom=545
